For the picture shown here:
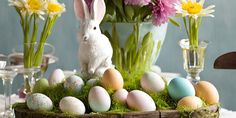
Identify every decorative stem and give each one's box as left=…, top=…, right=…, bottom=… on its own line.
left=2, top=77, right=14, bottom=116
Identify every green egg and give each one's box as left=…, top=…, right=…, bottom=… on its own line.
left=33, top=78, right=49, bottom=93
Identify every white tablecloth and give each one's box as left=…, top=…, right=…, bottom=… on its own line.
left=0, top=94, right=235, bottom=118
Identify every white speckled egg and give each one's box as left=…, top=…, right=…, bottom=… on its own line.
left=140, top=72, right=165, bottom=93
left=113, top=89, right=128, bottom=104
left=27, top=93, right=53, bottom=111
left=127, top=90, right=156, bottom=111
left=88, top=86, right=111, bottom=112
left=64, top=75, right=84, bottom=92
left=49, top=69, right=65, bottom=86
left=86, top=79, right=99, bottom=86
left=59, top=96, right=85, bottom=115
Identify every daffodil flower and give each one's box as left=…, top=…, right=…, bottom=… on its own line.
left=24, top=0, right=46, bottom=20
left=8, top=0, right=28, bottom=17
left=45, top=0, right=66, bottom=18
left=176, top=0, right=215, bottom=19
left=175, top=0, right=215, bottom=48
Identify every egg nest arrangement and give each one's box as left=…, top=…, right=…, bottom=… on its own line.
left=13, top=68, right=220, bottom=118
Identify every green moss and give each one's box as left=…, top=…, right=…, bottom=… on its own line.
left=109, top=101, right=132, bottom=113
left=12, top=102, right=28, bottom=109
left=149, top=87, right=177, bottom=110
left=122, top=70, right=143, bottom=91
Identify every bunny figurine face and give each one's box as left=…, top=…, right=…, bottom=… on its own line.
left=80, top=20, right=101, bottom=42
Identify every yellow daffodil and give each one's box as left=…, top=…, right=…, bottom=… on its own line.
left=45, top=0, right=66, bottom=17
left=25, top=0, right=46, bottom=20
left=176, top=0, right=215, bottom=19
left=8, top=0, right=28, bottom=16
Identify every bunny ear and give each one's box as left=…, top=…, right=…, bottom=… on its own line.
left=91, top=0, right=106, bottom=23
left=74, top=0, right=90, bottom=21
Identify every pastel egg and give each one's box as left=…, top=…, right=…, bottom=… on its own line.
left=127, top=90, right=156, bottom=111
left=64, top=75, right=84, bottom=92
left=49, top=69, right=65, bottom=86
left=140, top=71, right=165, bottom=93
left=101, top=68, right=124, bottom=90
left=113, top=89, right=128, bottom=104
left=168, top=77, right=195, bottom=101
left=59, top=96, right=85, bottom=115
left=195, top=81, right=219, bottom=105
left=33, top=78, right=49, bottom=93
left=86, top=79, right=99, bottom=86
left=88, top=86, right=111, bottom=112
left=177, top=96, right=203, bottom=111
left=27, top=93, right=53, bottom=111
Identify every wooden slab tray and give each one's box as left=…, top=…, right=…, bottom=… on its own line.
left=14, top=105, right=219, bottom=118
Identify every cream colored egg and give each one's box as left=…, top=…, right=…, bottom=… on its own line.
left=49, top=69, right=65, bottom=86
left=113, top=89, right=128, bottom=104
left=127, top=90, right=156, bottom=111
left=88, top=86, right=111, bottom=112
left=140, top=72, right=165, bottom=93
left=177, top=96, right=203, bottom=111
left=59, top=96, right=85, bottom=115
left=195, top=81, right=219, bottom=105
left=101, top=68, right=124, bottom=90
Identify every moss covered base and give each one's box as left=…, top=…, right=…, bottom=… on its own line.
left=14, top=105, right=219, bottom=118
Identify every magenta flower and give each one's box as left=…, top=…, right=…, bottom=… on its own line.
left=124, top=0, right=151, bottom=6
left=151, top=0, right=178, bottom=26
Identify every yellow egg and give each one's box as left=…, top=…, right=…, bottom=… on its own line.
left=101, top=68, right=124, bottom=90
left=195, top=81, right=219, bottom=105
left=177, top=96, right=203, bottom=111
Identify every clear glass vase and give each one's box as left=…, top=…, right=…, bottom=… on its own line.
left=8, top=43, right=57, bottom=98
left=179, top=39, right=208, bottom=84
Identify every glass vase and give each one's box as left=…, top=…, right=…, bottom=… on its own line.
left=179, top=39, right=208, bottom=84
left=8, top=43, right=57, bottom=97
left=101, top=22, right=168, bottom=90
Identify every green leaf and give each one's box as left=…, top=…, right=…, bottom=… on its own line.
left=124, top=32, right=135, bottom=52
left=142, top=32, right=153, bottom=47
left=111, top=23, right=120, bottom=48
left=169, top=18, right=180, bottom=27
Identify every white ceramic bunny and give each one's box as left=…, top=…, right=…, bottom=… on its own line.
left=74, top=0, right=113, bottom=77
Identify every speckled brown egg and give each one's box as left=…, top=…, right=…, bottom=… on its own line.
left=101, top=68, right=124, bottom=90
left=195, top=81, right=219, bottom=105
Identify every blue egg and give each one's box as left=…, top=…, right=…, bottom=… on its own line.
left=168, top=77, right=195, bottom=101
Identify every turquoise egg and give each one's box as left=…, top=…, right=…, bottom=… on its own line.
left=168, top=77, right=195, bottom=101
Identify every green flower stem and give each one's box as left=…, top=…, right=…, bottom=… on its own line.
left=23, top=14, right=30, bottom=68
left=183, top=17, right=202, bottom=48
left=34, top=15, right=57, bottom=67
left=28, top=14, right=38, bottom=67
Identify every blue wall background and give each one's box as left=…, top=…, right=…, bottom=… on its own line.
left=1, top=0, right=236, bottom=110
